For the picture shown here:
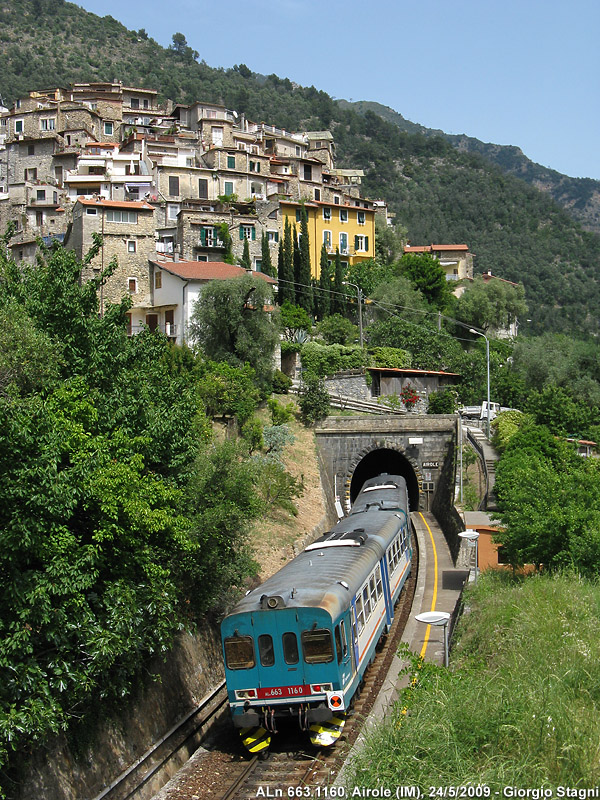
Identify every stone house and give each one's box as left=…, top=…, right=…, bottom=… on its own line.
left=66, top=197, right=156, bottom=315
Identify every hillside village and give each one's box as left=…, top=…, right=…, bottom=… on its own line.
left=0, top=81, right=475, bottom=343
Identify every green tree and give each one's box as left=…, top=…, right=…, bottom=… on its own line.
left=316, top=313, right=359, bottom=345
left=240, top=236, right=251, bottom=269
left=277, top=218, right=294, bottom=306
left=454, top=276, right=527, bottom=335
left=260, top=232, right=275, bottom=277
left=189, top=276, right=279, bottom=394
left=316, top=244, right=331, bottom=319
left=280, top=301, right=312, bottom=341
left=398, top=252, right=451, bottom=309
left=219, top=222, right=235, bottom=264
left=295, top=206, right=313, bottom=315
left=298, top=372, right=331, bottom=424
left=332, top=248, right=346, bottom=315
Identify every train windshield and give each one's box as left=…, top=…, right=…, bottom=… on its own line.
left=224, top=635, right=255, bottom=669
left=301, top=629, right=334, bottom=664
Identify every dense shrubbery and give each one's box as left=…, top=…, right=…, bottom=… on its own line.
left=0, top=240, right=286, bottom=782
left=300, top=341, right=369, bottom=377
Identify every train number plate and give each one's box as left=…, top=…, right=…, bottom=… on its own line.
left=257, top=685, right=310, bottom=699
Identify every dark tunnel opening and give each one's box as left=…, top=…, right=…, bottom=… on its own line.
left=350, top=448, right=420, bottom=511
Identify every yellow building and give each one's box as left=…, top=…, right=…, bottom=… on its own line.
left=281, top=199, right=376, bottom=279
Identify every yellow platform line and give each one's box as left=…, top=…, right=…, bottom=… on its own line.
left=418, top=511, right=438, bottom=659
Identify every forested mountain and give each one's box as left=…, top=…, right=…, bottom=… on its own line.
left=338, top=100, right=600, bottom=235
left=1, top=0, right=600, bottom=335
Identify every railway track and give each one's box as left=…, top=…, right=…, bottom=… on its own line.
left=91, top=681, right=229, bottom=800
left=152, top=538, right=418, bottom=800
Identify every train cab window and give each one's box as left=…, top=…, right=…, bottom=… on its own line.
left=363, top=586, right=371, bottom=620
left=335, top=625, right=343, bottom=663
left=258, top=634, right=275, bottom=667
left=356, top=595, right=365, bottom=633
left=224, top=635, right=255, bottom=670
left=301, top=629, right=334, bottom=663
left=282, top=632, right=299, bottom=664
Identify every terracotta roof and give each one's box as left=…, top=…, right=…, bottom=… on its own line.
left=151, top=260, right=277, bottom=284
left=404, top=244, right=469, bottom=253
left=481, top=271, right=519, bottom=288
left=367, top=367, right=459, bottom=377
left=77, top=198, right=154, bottom=211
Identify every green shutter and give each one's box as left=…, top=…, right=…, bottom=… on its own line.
left=354, top=235, right=359, bottom=252
left=239, top=227, right=244, bottom=240
left=251, top=227, right=256, bottom=241
left=200, top=228, right=206, bottom=246
left=365, top=236, right=369, bottom=251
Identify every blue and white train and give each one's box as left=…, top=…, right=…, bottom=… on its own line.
left=220, top=474, right=412, bottom=751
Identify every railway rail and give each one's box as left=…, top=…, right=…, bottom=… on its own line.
left=97, top=527, right=417, bottom=800
left=91, top=681, right=229, bottom=800
left=153, top=539, right=417, bottom=800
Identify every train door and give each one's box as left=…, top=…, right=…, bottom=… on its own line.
left=273, top=613, right=307, bottom=691
left=335, top=614, right=354, bottom=687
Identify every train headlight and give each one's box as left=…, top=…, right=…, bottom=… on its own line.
left=310, top=683, right=332, bottom=694
left=235, top=689, right=258, bottom=700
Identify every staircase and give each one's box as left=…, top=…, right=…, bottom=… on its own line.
left=465, top=425, right=499, bottom=511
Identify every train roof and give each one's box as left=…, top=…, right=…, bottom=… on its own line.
left=226, top=506, right=408, bottom=623
left=350, top=474, right=409, bottom=515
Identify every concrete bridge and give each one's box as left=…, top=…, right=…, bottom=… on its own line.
left=315, top=414, right=459, bottom=516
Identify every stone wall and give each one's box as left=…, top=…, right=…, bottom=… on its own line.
left=323, top=370, right=370, bottom=401
left=11, top=625, right=225, bottom=800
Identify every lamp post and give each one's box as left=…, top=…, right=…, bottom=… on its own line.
left=343, top=281, right=363, bottom=347
left=415, top=611, right=451, bottom=667
left=459, top=529, right=480, bottom=584
left=469, top=328, right=490, bottom=439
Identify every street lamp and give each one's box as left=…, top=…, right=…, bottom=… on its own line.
left=469, top=328, right=490, bottom=439
left=459, top=529, right=480, bottom=584
left=415, top=611, right=451, bottom=667
left=343, top=281, right=364, bottom=347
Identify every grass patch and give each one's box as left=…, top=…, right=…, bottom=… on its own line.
left=345, top=570, right=600, bottom=789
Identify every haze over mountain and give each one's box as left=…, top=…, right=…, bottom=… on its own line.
left=1, top=0, right=599, bottom=335
left=338, top=100, right=600, bottom=235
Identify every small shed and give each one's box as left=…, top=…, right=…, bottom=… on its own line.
left=368, top=367, right=459, bottom=412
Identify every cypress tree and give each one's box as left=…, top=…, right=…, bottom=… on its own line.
left=240, top=236, right=251, bottom=269
left=277, top=218, right=294, bottom=305
left=332, top=247, right=346, bottom=315
left=297, top=206, right=314, bottom=315
left=293, top=224, right=302, bottom=306
left=261, top=231, right=274, bottom=277
left=317, top=243, right=331, bottom=319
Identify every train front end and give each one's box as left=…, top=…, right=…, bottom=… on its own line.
left=221, top=598, right=348, bottom=750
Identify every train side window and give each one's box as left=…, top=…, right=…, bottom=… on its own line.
left=224, top=635, right=255, bottom=669
left=301, top=629, right=334, bottom=663
left=376, top=565, right=383, bottom=598
left=258, top=634, right=275, bottom=666
left=340, top=619, right=349, bottom=657
left=335, top=625, right=343, bottom=663
left=282, top=632, right=299, bottom=664
left=356, top=595, right=365, bottom=632
left=363, top=586, right=371, bottom=619
left=369, top=575, right=377, bottom=607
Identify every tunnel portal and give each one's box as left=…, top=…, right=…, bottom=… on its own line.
left=350, top=447, right=420, bottom=511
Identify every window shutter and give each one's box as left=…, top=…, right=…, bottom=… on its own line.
left=354, top=235, right=359, bottom=251
left=251, top=227, right=256, bottom=241
left=365, top=236, right=369, bottom=251
left=200, top=228, right=206, bottom=245
left=239, top=227, right=244, bottom=240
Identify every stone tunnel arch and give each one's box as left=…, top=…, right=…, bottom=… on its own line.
left=349, top=446, right=421, bottom=511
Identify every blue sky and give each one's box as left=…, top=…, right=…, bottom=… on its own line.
left=78, top=0, right=600, bottom=180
